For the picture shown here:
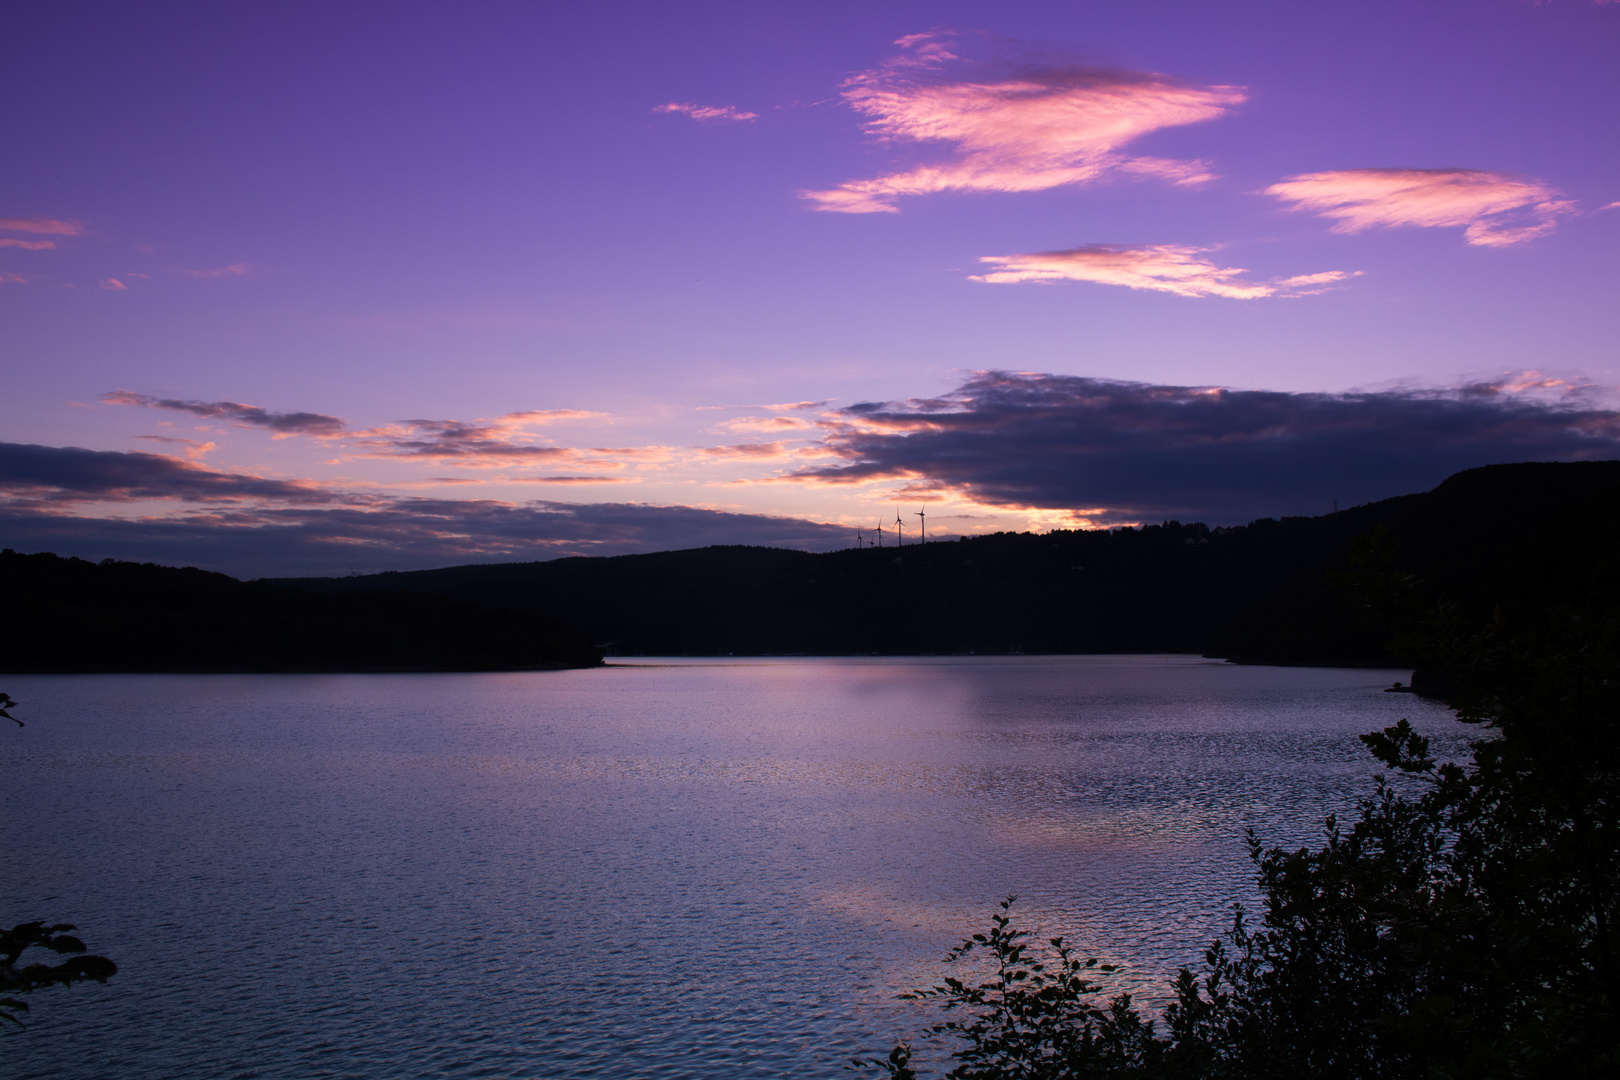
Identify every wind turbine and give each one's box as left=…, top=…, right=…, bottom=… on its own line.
left=914, top=506, right=926, bottom=544
left=894, top=505, right=904, bottom=547
left=874, top=517, right=884, bottom=548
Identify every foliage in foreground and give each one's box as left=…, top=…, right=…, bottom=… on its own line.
left=856, top=536, right=1620, bottom=1078
left=0, top=922, right=118, bottom=1028
left=2, top=692, right=118, bottom=1029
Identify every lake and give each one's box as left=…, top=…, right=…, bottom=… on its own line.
left=0, top=656, right=1463, bottom=1078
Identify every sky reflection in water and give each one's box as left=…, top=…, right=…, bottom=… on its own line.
left=1, top=657, right=1463, bottom=1079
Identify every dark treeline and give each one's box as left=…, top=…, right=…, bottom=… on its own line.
left=0, top=551, right=602, bottom=672
left=283, top=461, right=1620, bottom=664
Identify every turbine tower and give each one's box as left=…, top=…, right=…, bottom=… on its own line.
left=894, top=505, right=904, bottom=547
left=914, top=506, right=926, bottom=544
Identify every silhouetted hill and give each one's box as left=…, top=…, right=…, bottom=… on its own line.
left=0, top=550, right=603, bottom=672
left=277, top=461, right=1620, bottom=665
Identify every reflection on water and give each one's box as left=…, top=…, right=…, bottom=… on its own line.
left=1, top=657, right=1463, bottom=1079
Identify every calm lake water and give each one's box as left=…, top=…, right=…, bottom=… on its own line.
left=1, top=657, right=1464, bottom=1079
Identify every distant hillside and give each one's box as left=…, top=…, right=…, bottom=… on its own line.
left=0, top=551, right=603, bottom=673
left=279, top=461, right=1620, bottom=665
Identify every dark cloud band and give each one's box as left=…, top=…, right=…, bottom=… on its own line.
left=797, top=372, right=1620, bottom=522
left=0, top=441, right=328, bottom=504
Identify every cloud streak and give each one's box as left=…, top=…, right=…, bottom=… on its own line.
left=0, top=218, right=84, bottom=236
left=104, top=390, right=348, bottom=435
left=345, top=411, right=606, bottom=464
left=790, top=371, right=1620, bottom=522
left=1265, top=168, right=1572, bottom=246
left=655, top=102, right=759, bottom=121
left=181, top=263, right=252, bottom=277
left=803, top=33, right=1244, bottom=213
left=970, top=244, right=1356, bottom=298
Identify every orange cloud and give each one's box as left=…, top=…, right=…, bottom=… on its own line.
left=1265, top=168, right=1573, bottom=246
left=970, top=245, right=1357, bottom=299
left=0, top=218, right=84, bottom=236
left=803, top=33, right=1244, bottom=213
left=0, top=239, right=55, bottom=250
left=655, top=102, right=758, bottom=121
left=99, top=278, right=128, bottom=291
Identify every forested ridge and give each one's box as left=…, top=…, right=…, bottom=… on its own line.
left=5, top=460, right=1615, bottom=671
left=0, top=552, right=602, bottom=672
left=283, top=461, right=1620, bottom=664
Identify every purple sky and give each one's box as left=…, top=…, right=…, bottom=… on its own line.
left=3, top=0, right=1618, bottom=576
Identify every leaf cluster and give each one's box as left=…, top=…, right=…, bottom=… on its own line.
left=851, top=897, right=1160, bottom=1080
left=0, top=921, right=118, bottom=1028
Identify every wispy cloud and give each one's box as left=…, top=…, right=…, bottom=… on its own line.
left=0, top=239, right=55, bottom=250
left=104, top=390, right=348, bottom=435
left=1265, top=168, right=1573, bottom=246
left=135, top=435, right=217, bottom=461
left=99, top=278, right=127, bottom=291
left=0, top=218, right=84, bottom=236
left=699, top=442, right=794, bottom=460
left=655, top=102, right=759, bottom=121
left=105, top=389, right=644, bottom=474
left=802, top=32, right=1244, bottom=213
left=787, top=370, right=1620, bottom=522
left=181, top=263, right=252, bottom=277
left=345, top=410, right=605, bottom=464
left=970, top=244, right=1357, bottom=299
left=0, top=272, right=27, bottom=285
left=505, top=475, right=633, bottom=484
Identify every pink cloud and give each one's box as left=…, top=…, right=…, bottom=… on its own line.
left=504, top=475, right=632, bottom=484
left=0, top=272, right=27, bottom=285
left=1265, top=168, right=1573, bottom=246
left=802, top=33, right=1244, bottom=213
left=0, top=238, right=55, bottom=250
left=715, top=415, right=818, bottom=434
left=699, top=441, right=794, bottom=460
left=655, top=102, right=759, bottom=121
left=969, top=244, right=1357, bottom=299
left=0, top=218, right=84, bottom=236
left=181, top=263, right=252, bottom=277
left=99, top=278, right=128, bottom=291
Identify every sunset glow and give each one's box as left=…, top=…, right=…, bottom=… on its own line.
left=3, top=2, right=1617, bottom=576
